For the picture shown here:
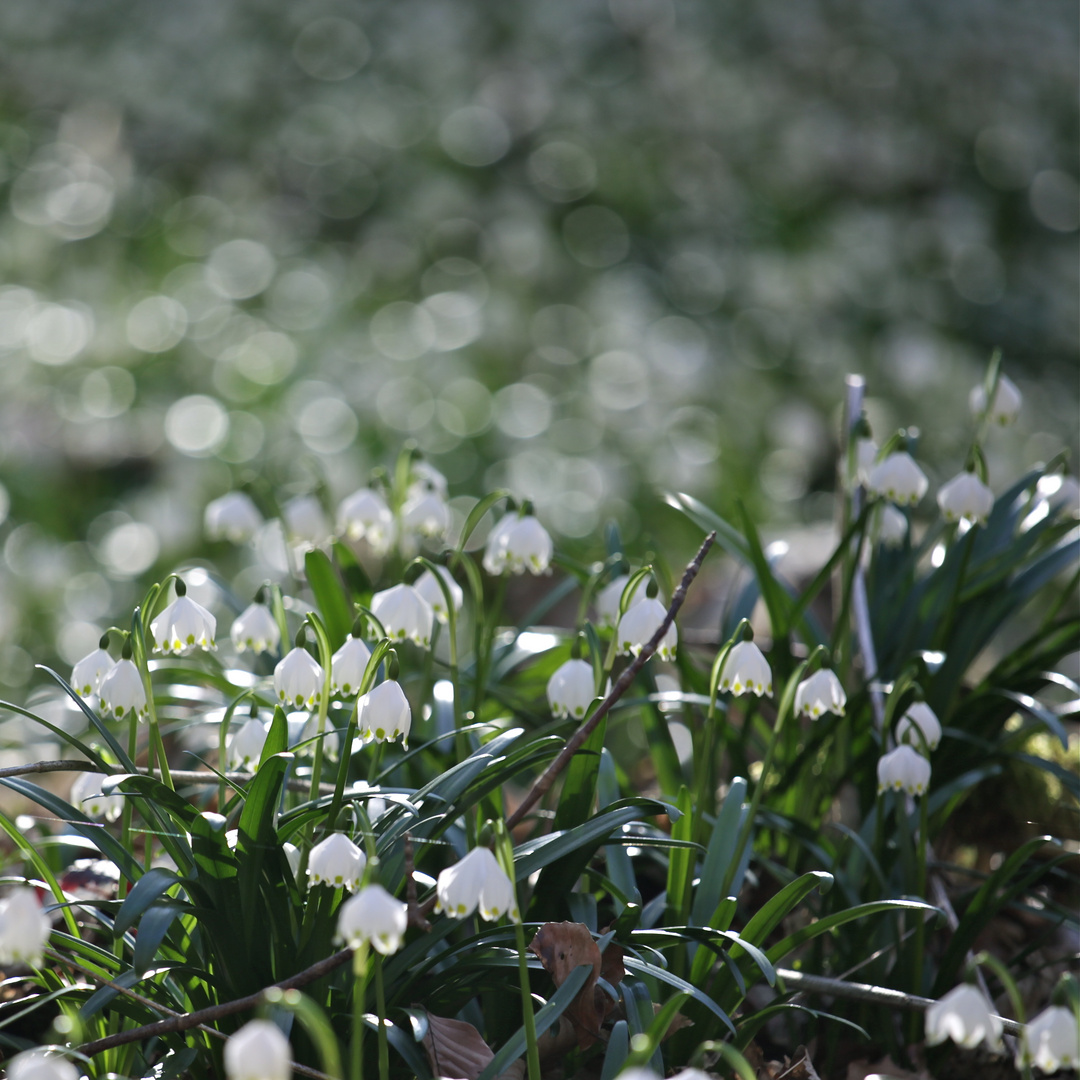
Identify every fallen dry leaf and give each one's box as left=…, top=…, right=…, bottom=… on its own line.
left=529, top=921, right=624, bottom=1050
left=419, top=1009, right=524, bottom=1080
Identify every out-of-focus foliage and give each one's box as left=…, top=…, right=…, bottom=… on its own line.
left=0, top=0, right=1075, bottom=678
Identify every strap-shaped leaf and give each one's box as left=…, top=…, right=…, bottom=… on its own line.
left=305, top=548, right=353, bottom=649
left=114, top=867, right=183, bottom=937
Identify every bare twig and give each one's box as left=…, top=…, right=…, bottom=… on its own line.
left=78, top=948, right=353, bottom=1058
left=505, top=530, right=716, bottom=832
left=47, top=948, right=335, bottom=1079
left=775, top=967, right=1023, bottom=1036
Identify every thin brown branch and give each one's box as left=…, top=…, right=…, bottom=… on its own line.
left=505, top=530, right=716, bottom=832
left=78, top=948, right=353, bottom=1059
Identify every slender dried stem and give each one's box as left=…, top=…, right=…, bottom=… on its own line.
left=505, top=530, right=716, bottom=832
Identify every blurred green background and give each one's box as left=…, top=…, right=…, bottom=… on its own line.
left=0, top=0, right=1076, bottom=682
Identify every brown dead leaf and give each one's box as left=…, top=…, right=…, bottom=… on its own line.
left=746, top=1045, right=821, bottom=1080
left=529, top=921, right=608, bottom=1049
left=419, top=1010, right=523, bottom=1080
left=775, top=1047, right=821, bottom=1080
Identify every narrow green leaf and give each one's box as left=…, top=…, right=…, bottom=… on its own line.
left=113, top=867, right=182, bottom=937
left=553, top=716, right=606, bottom=832
left=476, top=963, right=592, bottom=1080
left=305, top=548, right=354, bottom=649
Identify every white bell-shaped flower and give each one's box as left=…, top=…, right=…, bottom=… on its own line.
left=69, top=772, right=124, bottom=822
left=877, top=744, right=931, bottom=796
left=331, top=635, right=373, bottom=697
left=868, top=452, right=929, bottom=506
left=616, top=597, right=678, bottom=662
left=230, top=602, right=281, bottom=654
left=71, top=647, right=114, bottom=699
left=925, top=983, right=1003, bottom=1051
left=0, top=887, right=51, bottom=967
left=7, top=1049, right=80, bottom=1080
left=596, top=575, right=652, bottom=629
left=283, top=494, right=331, bottom=547
left=413, top=566, right=464, bottom=623
left=938, top=471, right=994, bottom=525
left=435, top=846, right=519, bottom=921
left=357, top=680, right=411, bottom=746
left=308, top=832, right=367, bottom=891
left=205, top=492, right=263, bottom=544
left=717, top=640, right=772, bottom=697
left=150, top=593, right=217, bottom=656
left=970, top=374, right=1022, bottom=425
left=337, top=488, right=396, bottom=554
left=337, top=884, right=408, bottom=955
left=224, top=1018, right=292, bottom=1080
left=483, top=513, right=554, bottom=576
left=371, top=583, right=433, bottom=647
left=228, top=718, right=269, bottom=770
left=547, top=659, right=597, bottom=719
left=98, top=658, right=148, bottom=721
left=274, top=647, right=324, bottom=710
left=895, top=702, right=942, bottom=751
left=877, top=504, right=908, bottom=548
left=407, top=460, right=448, bottom=499
left=401, top=491, right=450, bottom=540
left=795, top=668, right=846, bottom=719
left=1017, top=1005, right=1079, bottom=1073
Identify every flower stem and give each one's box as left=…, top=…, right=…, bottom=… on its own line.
left=374, top=954, right=389, bottom=1080
left=513, top=917, right=541, bottom=1080
left=351, top=945, right=369, bottom=1080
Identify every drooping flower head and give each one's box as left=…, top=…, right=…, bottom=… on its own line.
left=547, top=658, right=597, bottom=719
left=224, top=1019, right=292, bottom=1080
left=357, top=680, right=412, bottom=746
left=482, top=512, right=554, bottom=576
left=230, top=601, right=281, bottom=655
left=401, top=491, right=450, bottom=541
left=717, top=640, right=772, bottom=697
left=877, top=503, right=909, bottom=548
left=895, top=701, right=942, bottom=751
left=925, top=983, right=1003, bottom=1051
left=1017, top=1005, right=1079, bottom=1073
left=371, top=583, right=433, bottom=647
left=337, top=884, right=408, bottom=955
left=70, top=771, right=124, bottom=821
left=616, top=597, right=677, bottom=662
left=868, top=451, right=929, bottom=507
left=228, top=717, right=269, bottom=770
left=0, top=887, right=51, bottom=967
left=205, top=491, right=263, bottom=544
left=7, top=1050, right=80, bottom=1080
left=969, top=373, right=1021, bottom=426
left=435, top=846, right=519, bottom=922
left=413, top=565, right=464, bottom=623
left=937, top=471, right=994, bottom=525
left=331, top=634, right=373, bottom=697
left=596, top=574, right=652, bottom=629
left=282, top=494, right=331, bottom=548
left=274, top=646, right=324, bottom=710
left=794, top=668, right=846, bottom=719
left=307, top=832, right=366, bottom=892
left=71, top=643, right=114, bottom=699
left=150, top=581, right=216, bottom=656
left=877, top=744, right=931, bottom=796
left=98, top=657, right=148, bottom=721
left=337, top=487, right=396, bottom=554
